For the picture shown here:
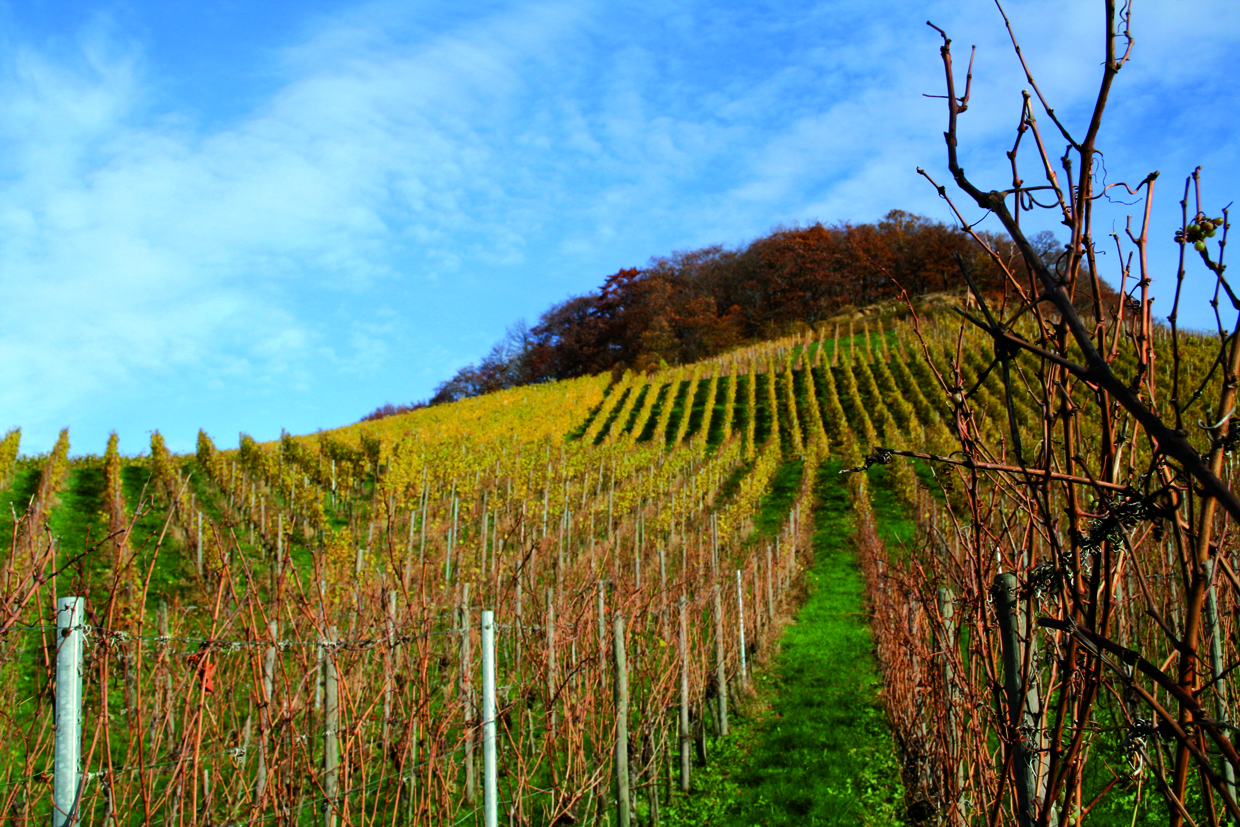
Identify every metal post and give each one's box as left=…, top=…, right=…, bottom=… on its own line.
left=54, top=597, right=84, bottom=827
left=736, top=570, right=748, bottom=690
left=481, top=610, right=498, bottom=827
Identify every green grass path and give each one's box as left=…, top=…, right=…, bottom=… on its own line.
left=663, top=462, right=905, bottom=826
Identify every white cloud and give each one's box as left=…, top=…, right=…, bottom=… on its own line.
left=0, top=0, right=1236, bottom=454
left=0, top=0, right=599, bottom=452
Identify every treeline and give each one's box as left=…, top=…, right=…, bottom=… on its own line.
left=367, top=210, right=1103, bottom=418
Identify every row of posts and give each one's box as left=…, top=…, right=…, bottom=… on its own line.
left=50, top=599, right=687, bottom=827
left=50, top=563, right=761, bottom=826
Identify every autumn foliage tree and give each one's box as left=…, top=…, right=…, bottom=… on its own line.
left=366, top=210, right=1109, bottom=420
left=522, top=211, right=1102, bottom=382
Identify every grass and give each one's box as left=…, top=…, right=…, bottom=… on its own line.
left=660, top=460, right=906, bottom=826
left=865, top=465, right=915, bottom=549
left=752, top=459, right=804, bottom=537
left=594, top=385, right=635, bottom=444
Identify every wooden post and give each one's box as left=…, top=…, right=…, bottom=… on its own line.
left=460, top=584, right=476, bottom=805
left=156, top=601, right=175, bottom=743
left=384, top=591, right=397, bottom=752
left=557, top=509, right=567, bottom=595
left=419, top=488, right=428, bottom=571
left=515, top=573, right=524, bottom=671
left=711, top=531, right=728, bottom=736
left=678, top=596, right=691, bottom=792
left=992, top=573, right=1039, bottom=827
left=546, top=588, right=557, bottom=734
left=938, top=586, right=964, bottom=822
left=635, top=524, right=642, bottom=591
left=659, top=544, right=669, bottom=643
left=323, top=626, right=339, bottom=827
left=256, top=619, right=277, bottom=804
left=195, top=511, right=203, bottom=576
left=614, top=616, right=631, bottom=827
left=542, top=485, right=549, bottom=538
left=765, top=548, right=775, bottom=622
left=776, top=535, right=783, bottom=593
left=446, top=496, right=459, bottom=583
left=481, top=491, right=489, bottom=578
left=1205, top=560, right=1237, bottom=802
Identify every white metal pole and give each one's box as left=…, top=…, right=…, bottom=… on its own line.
left=736, top=570, right=748, bottom=689
left=481, top=610, right=498, bottom=827
left=54, top=597, right=84, bottom=827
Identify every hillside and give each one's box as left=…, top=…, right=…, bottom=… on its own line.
left=0, top=302, right=1231, bottom=826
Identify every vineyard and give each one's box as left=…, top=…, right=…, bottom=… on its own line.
left=2, top=7, right=1237, bottom=824
left=2, top=298, right=1235, bottom=827
left=0, top=316, right=916, bottom=827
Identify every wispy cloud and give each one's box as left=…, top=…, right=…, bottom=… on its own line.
left=0, top=0, right=1236, bottom=454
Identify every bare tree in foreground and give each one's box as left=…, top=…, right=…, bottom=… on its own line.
left=862, top=2, right=1240, bottom=824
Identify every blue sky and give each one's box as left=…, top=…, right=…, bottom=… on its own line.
left=1, top=0, right=1237, bottom=456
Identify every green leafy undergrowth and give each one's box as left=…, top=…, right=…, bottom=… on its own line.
left=661, top=461, right=906, bottom=826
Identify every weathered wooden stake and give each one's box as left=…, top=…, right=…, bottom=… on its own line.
left=323, top=626, right=339, bottom=827
left=992, top=573, right=1040, bottom=827
left=712, top=575, right=728, bottom=735
left=460, top=584, right=475, bottom=805
left=256, top=619, right=277, bottom=803
left=1205, top=560, right=1237, bottom=802
left=546, top=588, right=558, bottom=734
left=765, top=547, right=775, bottom=621
left=678, top=596, right=691, bottom=792
left=384, top=591, right=396, bottom=750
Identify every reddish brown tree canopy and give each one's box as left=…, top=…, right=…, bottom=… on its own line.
left=524, top=211, right=1109, bottom=382
left=364, top=210, right=1115, bottom=418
